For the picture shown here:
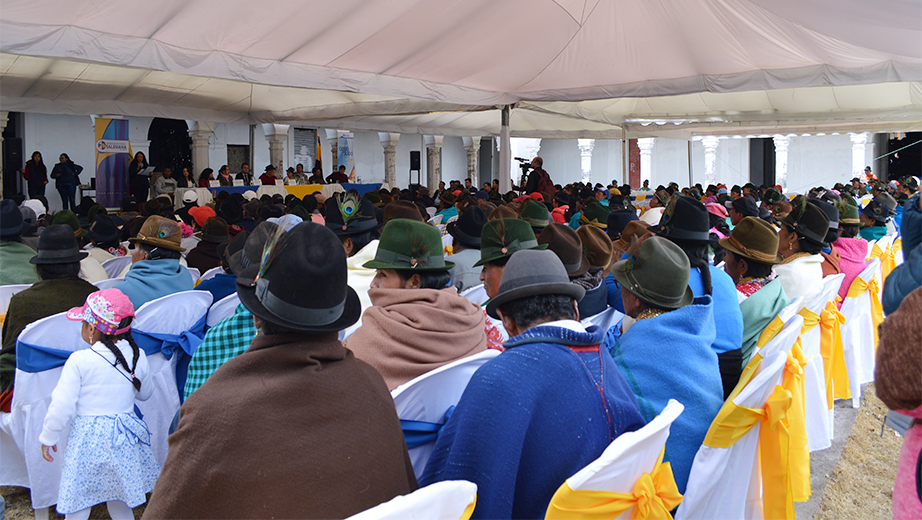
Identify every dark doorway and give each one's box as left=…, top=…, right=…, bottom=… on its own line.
left=887, top=132, right=921, bottom=181
left=749, top=138, right=775, bottom=187
left=147, top=118, right=192, bottom=173
left=2, top=112, right=24, bottom=199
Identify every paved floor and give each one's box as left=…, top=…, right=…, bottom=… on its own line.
left=794, top=394, right=863, bottom=519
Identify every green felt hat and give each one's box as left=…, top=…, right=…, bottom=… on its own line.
left=839, top=203, right=860, bottom=225
left=474, top=218, right=546, bottom=267
left=762, top=188, right=784, bottom=205
left=363, top=219, right=454, bottom=271
left=611, top=236, right=694, bottom=310
left=520, top=198, right=550, bottom=229
left=579, top=199, right=611, bottom=229
left=51, top=210, right=87, bottom=238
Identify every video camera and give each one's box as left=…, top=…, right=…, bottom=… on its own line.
left=514, top=157, right=532, bottom=189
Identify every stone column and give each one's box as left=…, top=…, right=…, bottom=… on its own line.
left=577, top=139, right=595, bottom=184
left=187, top=121, right=215, bottom=178
left=773, top=135, right=791, bottom=190
left=701, top=136, right=720, bottom=187
left=425, top=135, right=443, bottom=189
left=638, top=138, right=655, bottom=188
left=262, top=124, right=290, bottom=175
left=850, top=132, right=869, bottom=178
left=325, top=129, right=340, bottom=172
left=0, top=111, right=8, bottom=196
left=463, top=136, right=482, bottom=187
left=379, top=132, right=400, bottom=188
left=130, top=139, right=151, bottom=162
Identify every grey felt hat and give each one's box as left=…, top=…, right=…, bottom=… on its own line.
left=611, top=236, right=694, bottom=310
left=486, top=249, right=585, bottom=319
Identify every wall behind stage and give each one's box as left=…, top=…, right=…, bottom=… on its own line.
left=23, top=113, right=97, bottom=212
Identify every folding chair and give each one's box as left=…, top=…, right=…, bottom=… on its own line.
left=0, top=283, right=32, bottom=326
left=391, top=349, right=501, bottom=480
left=206, top=292, right=241, bottom=328
left=545, top=400, right=685, bottom=520
left=840, top=259, right=883, bottom=408
left=676, top=352, right=789, bottom=520
left=132, top=290, right=212, bottom=464
left=101, top=255, right=132, bottom=279
left=92, top=277, right=124, bottom=290
left=345, top=480, right=477, bottom=520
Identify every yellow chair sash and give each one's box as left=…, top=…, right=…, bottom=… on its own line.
left=704, top=386, right=795, bottom=520
left=846, top=276, right=884, bottom=350
left=783, top=339, right=810, bottom=501
left=460, top=495, right=476, bottom=520
left=797, top=307, right=820, bottom=334
left=868, top=242, right=884, bottom=262
left=545, top=449, right=683, bottom=520
left=756, top=315, right=785, bottom=350
left=882, top=245, right=897, bottom=280
left=892, top=238, right=902, bottom=254
left=730, top=313, right=787, bottom=407
left=820, top=301, right=850, bottom=404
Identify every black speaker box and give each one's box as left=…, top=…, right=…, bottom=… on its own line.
left=410, top=150, right=421, bottom=170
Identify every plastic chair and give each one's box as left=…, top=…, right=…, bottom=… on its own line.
left=345, top=480, right=477, bottom=520
left=132, top=290, right=212, bottom=464
left=0, top=284, right=32, bottom=326
left=198, top=266, right=224, bottom=283
left=545, top=400, right=685, bottom=520
left=101, top=255, right=132, bottom=279
left=0, top=312, right=85, bottom=510
left=206, top=292, right=241, bottom=328
left=797, top=273, right=843, bottom=453
left=840, top=259, right=882, bottom=409
left=92, top=277, right=124, bottom=290
left=676, top=352, right=789, bottom=520
left=391, top=349, right=501, bottom=480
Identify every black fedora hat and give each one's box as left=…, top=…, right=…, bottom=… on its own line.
left=486, top=249, right=585, bottom=320
left=0, top=199, right=23, bottom=236
left=447, top=205, right=486, bottom=249
left=229, top=222, right=278, bottom=276
left=649, top=195, right=714, bottom=243
left=726, top=196, right=759, bottom=218
left=218, top=229, right=249, bottom=269
left=782, top=196, right=829, bottom=246
left=88, top=215, right=120, bottom=243
left=324, top=194, right=378, bottom=236
left=237, top=222, right=360, bottom=333
left=606, top=208, right=639, bottom=240
left=30, top=224, right=89, bottom=265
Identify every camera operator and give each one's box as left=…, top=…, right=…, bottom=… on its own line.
left=524, top=156, right=554, bottom=200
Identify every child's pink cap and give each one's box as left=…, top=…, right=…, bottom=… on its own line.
left=66, top=288, right=136, bottom=336
left=705, top=202, right=728, bottom=219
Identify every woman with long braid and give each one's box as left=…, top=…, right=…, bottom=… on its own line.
left=39, top=289, right=159, bottom=520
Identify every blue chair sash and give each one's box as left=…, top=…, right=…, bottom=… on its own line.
left=400, top=405, right=455, bottom=450
left=132, top=314, right=208, bottom=403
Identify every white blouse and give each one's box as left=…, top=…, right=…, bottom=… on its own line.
left=39, top=339, right=152, bottom=446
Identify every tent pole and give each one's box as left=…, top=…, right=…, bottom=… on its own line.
left=499, top=105, right=512, bottom=192
left=687, top=140, right=694, bottom=187
left=621, top=126, right=627, bottom=185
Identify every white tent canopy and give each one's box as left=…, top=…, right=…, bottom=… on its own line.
left=1, top=0, right=920, bottom=137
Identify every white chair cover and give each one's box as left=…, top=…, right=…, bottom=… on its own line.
left=580, top=306, right=624, bottom=335
left=206, top=292, right=240, bottom=328
left=560, top=400, right=685, bottom=520
left=132, top=290, right=212, bottom=465
left=460, top=283, right=487, bottom=306
left=0, top=283, right=32, bottom=323
left=753, top=315, right=803, bottom=363
left=198, top=266, right=224, bottom=282
left=101, top=255, right=132, bottom=279
left=92, top=277, right=124, bottom=290
left=185, top=266, right=201, bottom=284
left=345, top=480, right=477, bottom=520
left=676, top=352, right=788, bottom=520
left=776, top=297, right=804, bottom=330
left=801, top=274, right=844, bottom=452
left=839, top=259, right=881, bottom=409
left=391, top=349, right=501, bottom=480
left=0, top=312, right=85, bottom=508
left=442, top=232, right=453, bottom=253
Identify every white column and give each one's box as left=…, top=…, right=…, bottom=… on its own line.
left=378, top=132, right=400, bottom=188
left=701, top=136, right=720, bottom=187
left=462, top=136, right=482, bottom=187
left=187, top=121, right=215, bottom=178
left=425, top=135, right=443, bottom=189
left=850, top=132, right=869, bottom=177
left=262, top=124, right=290, bottom=175
left=638, top=138, right=655, bottom=188
left=773, top=135, right=791, bottom=191
left=577, top=139, right=595, bottom=184
left=130, top=139, right=151, bottom=162
left=325, top=129, right=340, bottom=172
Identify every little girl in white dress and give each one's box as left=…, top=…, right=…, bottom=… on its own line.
left=40, top=288, right=160, bottom=519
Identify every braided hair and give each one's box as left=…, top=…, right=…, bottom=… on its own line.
left=672, top=238, right=713, bottom=295
left=98, top=316, right=142, bottom=391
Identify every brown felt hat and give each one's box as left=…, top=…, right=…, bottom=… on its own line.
left=613, top=220, right=651, bottom=254
left=488, top=205, right=517, bottom=221
left=577, top=225, right=613, bottom=271
left=537, top=223, right=589, bottom=278
left=383, top=200, right=425, bottom=223
left=128, top=215, right=185, bottom=252
left=718, top=216, right=784, bottom=265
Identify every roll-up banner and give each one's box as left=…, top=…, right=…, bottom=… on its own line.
left=338, top=133, right=355, bottom=182
left=94, top=118, right=131, bottom=207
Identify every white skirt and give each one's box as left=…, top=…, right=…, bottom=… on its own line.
left=57, top=413, right=161, bottom=514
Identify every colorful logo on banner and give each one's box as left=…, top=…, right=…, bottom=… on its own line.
left=338, top=134, right=355, bottom=182
left=94, top=119, right=130, bottom=207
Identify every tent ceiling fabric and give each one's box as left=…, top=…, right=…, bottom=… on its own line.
left=1, top=0, right=920, bottom=138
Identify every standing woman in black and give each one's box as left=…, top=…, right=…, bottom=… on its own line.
left=50, top=153, right=83, bottom=211
left=128, top=152, right=150, bottom=203
left=21, top=151, right=47, bottom=199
